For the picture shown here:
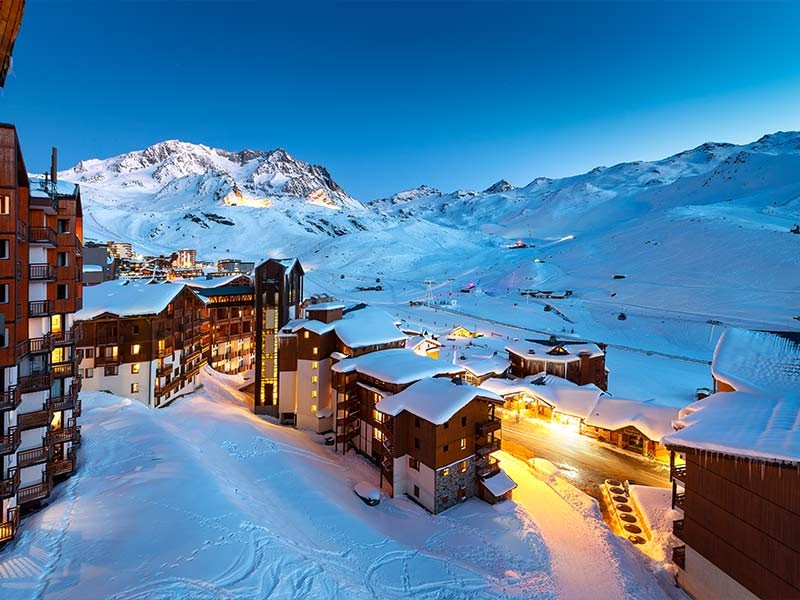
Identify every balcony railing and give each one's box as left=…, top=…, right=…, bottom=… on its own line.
left=673, top=492, right=686, bottom=511
left=156, top=363, right=173, bottom=378
left=17, top=476, right=52, bottom=505
left=48, top=447, right=76, bottom=478
left=29, top=263, right=57, bottom=281
left=29, top=299, right=54, bottom=317
left=51, top=386, right=80, bottom=413
left=475, top=437, right=501, bottom=456
left=17, top=372, right=51, bottom=393
left=672, top=518, right=685, bottom=541
left=0, top=467, right=20, bottom=499
left=50, top=420, right=80, bottom=445
left=476, top=418, right=501, bottom=437
left=28, top=226, right=58, bottom=246
left=477, top=457, right=501, bottom=479
left=672, top=545, right=686, bottom=570
left=17, top=406, right=54, bottom=430
left=0, top=428, right=21, bottom=455
left=51, top=330, right=75, bottom=346
left=16, top=218, right=27, bottom=241
left=53, top=296, right=82, bottom=314
left=17, top=443, right=51, bottom=468
left=51, top=361, right=77, bottom=378
left=0, top=507, right=20, bottom=544
left=0, top=386, right=21, bottom=412
left=671, top=464, right=687, bottom=482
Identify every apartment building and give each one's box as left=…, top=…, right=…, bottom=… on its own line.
left=277, top=302, right=406, bottom=430
left=1, top=125, right=83, bottom=544
left=254, top=258, right=303, bottom=416
left=173, top=249, right=196, bottom=269
left=663, top=329, right=800, bottom=600
left=76, top=280, right=205, bottom=408
left=182, top=274, right=255, bottom=375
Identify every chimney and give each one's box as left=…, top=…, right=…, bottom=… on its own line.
left=51, top=147, right=58, bottom=184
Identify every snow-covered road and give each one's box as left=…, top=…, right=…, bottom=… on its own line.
left=0, top=369, right=674, bottom=599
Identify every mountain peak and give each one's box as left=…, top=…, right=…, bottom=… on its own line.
left=482, top=179, right=515, bottom=194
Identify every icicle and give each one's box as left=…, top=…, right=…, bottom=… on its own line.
left=761, top=461, right=766, bottom=480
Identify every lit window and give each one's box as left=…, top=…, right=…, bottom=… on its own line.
left=304, top=331, right=309, bottom=339
left=458, top=460, right=468, bottom=473
left=460, top=437, right=466, bottom=450
left=373, top=409, right=384, bottom=423
left=442, top=468, right=450, bottom=477
left=131, top=363, right=140, bottom=374
left=312, top=390, right=317, bottom=398
left=311, top=404, right=317, bottom=413
left=373, top=428, right=385, bottom=442
left=312, top=347, right=318, bottom=355
left=311, top=375, right=318, bottom=384
left=131, top=344, right=140, bottom=355
left=312, top=361, right=318, bottom=369
left=131, top=383, right=140, bottom=393
left=0, top=195, right=8, bottom=214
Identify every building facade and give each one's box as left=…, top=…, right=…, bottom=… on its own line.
left=254, top=258, right=303, bottom=416
left=505, top=338, right=608, bottom=390
left=1, top=124, right=83, bottom=544
left=76, top=281, right=205, bottom=408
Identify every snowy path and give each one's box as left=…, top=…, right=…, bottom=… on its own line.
left=0, top=369, right=673, bottom=599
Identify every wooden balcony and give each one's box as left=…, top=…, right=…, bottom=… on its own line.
left=51, top=386, right=80, bottom=413
left=16, top=218, right=27, bottom=241
left=671, top=464, right=686, bottom=483
left=29, top=299, right=54, bottom=317
left=17, top=406, right=54, bottom=430
left=51, top=361, right=77, bottom=378
left=50, top=330, right=75, bottom=346
left=476, top=417, right=501, bottom=437
left=18, top=476, right=52, bottom=504
left=672, top=545, right=686, bottom=570
left=55, top=265, right=79, bottom=281
left=156, top=363, right=173, bottom=378
left=94, top=353, right=120, bottom=366
left=48, top=448, right=76, bottom=478
left=0, top=386, right=21, bottom=412
left=50, top=420, right=80, bottom=445
left=17, top=442, right=51, bottom=468
left=673, top=492, right=686, bottom=511
left=0, top=428, right=21, bottom=455
left=672, top=518, right=685, bottom=541
left=28, top=226, right=58, bottom=246
left=475, top=437, right=501, bottom=457
left=53, top=296, right=82, bottom=314
left=0, top=466, right=19, bottom=499
left=29, top=263, right=57, bottom=281
left=477, top=457, right=501, bottom=479
left=0, top=507, right=20, bottom=544
left=17, top=372, right=51, bottom=393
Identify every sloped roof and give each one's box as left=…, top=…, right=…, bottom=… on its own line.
left=712, top=328, right=800, bottom=394
left=77, top=280, right=188, bottom=320
left=526, top=374, right=603, bottom=419
left=480, top=469, right=517, bottom=497
left=375, top=377, right=502, bottom=424
left=332, top=348, right=464, bottom=385
left=505, top=339, right=604, bottom=362
left=585, top=398, right=678, bottom=441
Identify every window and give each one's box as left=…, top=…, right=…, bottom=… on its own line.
left=105, top=345, right=118, bottom=358
left=132, top=325, right=139, bottom=335
left=131, top=363, right=140, bottom=374
left=312, top=361, right=318, bottom=369
left=57, top=219, right=70, bottom=234
left=373, top=409, right=384, bottom=424
left=413, top=485, right=419, bottom=497
left=461, top=416, right=467, bottom=427
left=311, top=375, right=318, bottom=384
left=312, top=347, right=318, bottom=355
left=104, top=365, right=119, bottom=376
left=441, top=468, right=450, bottom=477
left=52, top=314, right=63, bottom=334
left=56, top=284, right=68, bottom=300
left=311, top=404, right=317, bottom=413
left=0, top=195, right=8, bottom=214
left=373, top=428, right=385, bottom=442
left=84, top=347, right=94, bottom=359
left=460, top=437, right=467, bottom=450
left=409, top=457, right=419, bottom=471
left=414, top=438, right=420, bottom=449
left=443, top=444, right=449, bottom=453
left=158, top=339, right=165, bottom=353
left=415, top=417, right=420, bottom=428
left=84, top=368, right=94, bottom=378
left=57, top=252, right=69, bottom=267
left=311, top=390, right=317, bottom=398
left=131, top=383, right=140, bottom=393
left=0, top=284, right=7, bottom=304
left=131, top=344, right=140, bottom=355
left=443, top=420, right=449, bottom=430
left=0, top=327, right=7, bottom=348
left=304, top=331, right=309, bottom=339
left=77, top=348, right=84, bottom=361
left=458, top=460, right=468, bottom=473
left=0, top=239, right=8, bottom=259
left=51, top=346, right=67, bottom=364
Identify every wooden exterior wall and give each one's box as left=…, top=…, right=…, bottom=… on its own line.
left=0, top=0, right=24, bottom=87
left=680, top=449, right=800, bottom=599
left=508, top=352, right=607, bottom=390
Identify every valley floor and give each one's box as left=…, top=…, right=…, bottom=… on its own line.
left=0, top=368, right=679, bottom=600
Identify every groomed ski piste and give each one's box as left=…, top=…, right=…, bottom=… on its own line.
left=0, top=368, right=678, bottom=600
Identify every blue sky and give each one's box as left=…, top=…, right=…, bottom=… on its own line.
left=4, top=0, right=800, bottom=199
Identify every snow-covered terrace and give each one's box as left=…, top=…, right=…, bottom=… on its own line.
left=332, top=348, right=464, bottom=385
left=76, top=279, right=186, bottom=320
left=375, top=377, right=502, bottom=424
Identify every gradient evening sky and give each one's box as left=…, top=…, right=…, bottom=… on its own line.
left=3, top=0, right=800, bottom=199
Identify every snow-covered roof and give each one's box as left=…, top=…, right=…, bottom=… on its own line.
left=173, top=274, right=246, bottom=289
left=406, top=335, right=443, bottom=350
left=663, top=391, right=800, bottom=464
left=479, top=378, right=541, bottom=398
left=526, top=374, right=603, bottom=419
left=711, top=328, right=800, bottom=395
left=585, top=398, right=678, bottom=441
left=454, top=354, right=510, bottom=378
left=332, top=349, right=465, bottom=385
left=480, top=469, right=517, bottom=497
left=335, top=307, right=406, bottom=348
left=77, top=280, right=188, bottom=320
left=374, top=377, right=502, bottom=424
left=82, top=264, right=103, bottom=273
left=306, top=302, right=346, bottom=311
left=505, top=339, right=604, bottom=363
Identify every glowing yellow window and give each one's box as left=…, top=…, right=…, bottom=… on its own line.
left=311, top=375, right=318, bottom=384
left=442, top=468, right=450, bottom=477
left=131, top=363, right=140, bottom=374
left=460, top=437, right=467, bottom=450
left=312, top=362, right=318, bottom=369
left=304, top=331, right=309, bottom=339
left=51, top=314, right=63, bottom=333
left=312, top=347, right=318, bottom=355
left=373, top=428, right=385, bottom=442
left=311, top=404, right=317, bottom=413
left=311, top=390, right=318, bottom=398
left=131, top=344, right=140, bottom=355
